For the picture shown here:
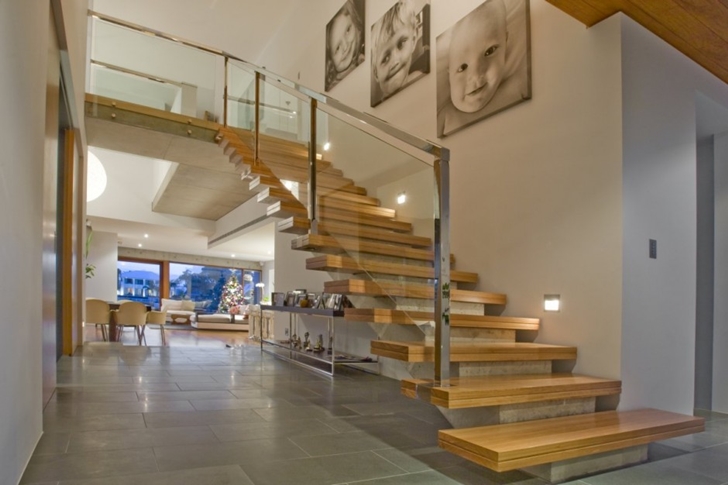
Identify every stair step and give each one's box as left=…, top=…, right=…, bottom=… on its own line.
left=257, top=186, right=298, bottom=204
left=325, top=280, right=505, bottom=304
left=306, top=255, right=478, bottom=283
left=221, top=138, right=342, bottom=176
left=402, top=374, right=621, bottom=409
left=220, top=130, right=340, bottom=169
left=318, top=199, right=394, bottom=218
left=438, top=409, right=704, bottom=472
left=236, top=158, right=358, bottom=192
left=344, top=309, right=537, bottom=330
left=371, top=341, right=577, bottom=363
left=319, top=191, right=380, bottom=207
left=249, top=175, right=367, bottom=195
left=277, top=216, right=311, bottom=234
left=269, top=205, right=410, bottom=231
left=292, top=234, right=455, bottom=263
left=278, top=214, right=414, bottom=235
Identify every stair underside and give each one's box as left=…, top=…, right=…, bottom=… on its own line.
left=293, top=234, right=455, bottom=263
left=344, top=309, right=537, bottom=330
left=250, top=174, right=367, bottom=195
left=401, top=374, right=621, bottom=409
left=306, top=255, right=478, bottom=284
left=325, top=280, right=506, bottom=305
left=371, top=340, right=577, bottom=363
left=438, top=409, right=704, bottom=472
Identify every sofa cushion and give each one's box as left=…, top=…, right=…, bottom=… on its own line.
left=181, top=300, right=196, bottom=311
left=161, top=298, right=183, bottom=311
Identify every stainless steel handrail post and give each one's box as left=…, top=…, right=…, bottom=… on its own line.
left=434, top=149, right=451, bottom=386
left=308, top=99, right=318, bottom=234
left=223, top=56, right=229, bottom=127
left=254, top=72, right=261, bottom=164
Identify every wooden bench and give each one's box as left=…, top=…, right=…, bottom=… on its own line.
left=438, top=408, right=704, bottom=472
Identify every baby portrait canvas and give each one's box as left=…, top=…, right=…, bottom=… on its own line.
left=370, top=0, right=431, bottom=107
left=325, top=0, right=366, bottom=92
left=436, top=0, right=531, bottom=137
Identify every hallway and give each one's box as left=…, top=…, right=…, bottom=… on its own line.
left=21, top=342, right=728, bottom=484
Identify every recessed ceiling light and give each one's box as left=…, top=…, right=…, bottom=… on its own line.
left=267, top=251, right=272, bottom=255
left=231, top=254, right=236, bottom=258
left=144, top=234, right=149, bottom=238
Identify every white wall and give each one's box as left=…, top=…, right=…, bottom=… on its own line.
left=713, top=132, right=728, bottom=412
left=86, top=231, right=120, bottom=302
left=0, top=2, right=50, bottom=483
left=258, top=0, right=625, bottom=381
left=620, top=16, right=728, bottom=413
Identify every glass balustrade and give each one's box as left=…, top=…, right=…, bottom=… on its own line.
left=86, top=10, right=451, bottom=381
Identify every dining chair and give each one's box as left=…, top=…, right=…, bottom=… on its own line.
left=145, top=310, right=167, bottom=345
left=114, top=301, right=148, bottom=345
left=86, top=298, right=111, bottom=341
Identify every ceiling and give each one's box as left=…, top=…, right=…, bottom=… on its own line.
left=545, top=0, right=728, bottom=85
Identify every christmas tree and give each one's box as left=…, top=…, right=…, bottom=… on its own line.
left=217, top=274, right=245, bottom=313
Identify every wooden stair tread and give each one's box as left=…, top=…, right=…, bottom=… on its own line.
left=438, top=409, right=704, bottom=472
left=401, top=374, right=621, bottom=408
left=293, top=234, right=455, bottom=263
left=344, top=309, right=536, bottom=330
left=249, top=175, right=366, bottom=195
left=326, top=280, right=505, bottom=304
left=269, top=205, right=412, bottom=233
left=306, top=255, right=478, bottom=283
left=278, top=217, right=420, bottom=239
left=318, top=199, right=394, bottom=218
left=371, top=340, right=577, bottom=362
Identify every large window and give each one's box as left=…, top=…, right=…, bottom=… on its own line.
left=169, top=263, right=261, bottom=313
left=117, top=260, right=161, bottom=309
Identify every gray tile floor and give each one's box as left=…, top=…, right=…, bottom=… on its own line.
left=21, top=343, right=728, bottom=484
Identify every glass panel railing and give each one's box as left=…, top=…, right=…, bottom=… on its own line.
left=313, top=107, right=438, bottom=344
left=88, top=15, right=220, bottom=121
left=226, top=61, right=256, bottom=131
left=254, top=78, right=312, bottom=210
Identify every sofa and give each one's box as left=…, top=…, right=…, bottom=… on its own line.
left=160, top=298, right=200, bottom=324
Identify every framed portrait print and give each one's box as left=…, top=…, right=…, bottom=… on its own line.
left=370, top=0, right=430, bottom=107
left=325, top=0, right=366, bottom=92
left=436, top=0, right=531, bottom=137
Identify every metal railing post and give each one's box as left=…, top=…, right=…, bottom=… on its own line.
left=308, top=99, right=318, bottom=234
left=254, top=72, right=261, bottom=164
left=434, top=150, right=451, bottom=385
left=223, top=57, right=229, bottom=127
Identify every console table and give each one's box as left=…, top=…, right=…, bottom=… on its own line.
left=262, top=306, right=378, bottom=376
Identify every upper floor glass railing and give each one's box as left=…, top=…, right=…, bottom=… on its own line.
left=86, top=10, right=452, bottom=383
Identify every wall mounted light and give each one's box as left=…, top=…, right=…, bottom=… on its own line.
left=323, top=142, right=331, bottom=151
left=544, top=294, right=561, bottom=312
left=397, top=192, right=406, bottom=204
left=137, top=243, right=142, bottom=248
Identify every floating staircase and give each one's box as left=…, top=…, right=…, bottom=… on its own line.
left=215, top=124, right=703, bottom=484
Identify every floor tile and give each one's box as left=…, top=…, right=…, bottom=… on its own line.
left=209, top=419, right=339, bottom=442
left=239, top=450, right=406, bottom=485
left=66, top=426, right=219, bottom=452
left=143, top=409, right=265, bottom=428
left=54, top=465, right=253, bottom=484
left=579, top=461, right=724, bottom=485
left=21, top=449, right=158, bottom=482
left=153, top=438, right=309, bottom=471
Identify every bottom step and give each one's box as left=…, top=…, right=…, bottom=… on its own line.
left=439, top=408, right=704, bottom=472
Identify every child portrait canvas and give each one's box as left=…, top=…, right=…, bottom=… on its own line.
left=436, top=0, right=531, bottom=137
left=325, top=0, right=366, bottom=92
left=370, top=0, right=431, bottom=107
